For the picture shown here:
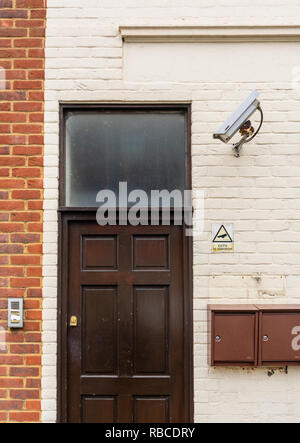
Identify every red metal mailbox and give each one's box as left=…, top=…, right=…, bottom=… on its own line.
left=209, top=304, right=300, bottom=367
left=209, top=305, right=259, bottom=367
left=258, top=305, right=300, bottom=366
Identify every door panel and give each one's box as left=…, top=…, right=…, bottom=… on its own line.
left=82, top=397, right=117, bottom=423
left=133, top=397, right=170, bottom=423
left=133, top=235, right=169, bottom=269
left=67, top=221, right=187, bottom=423
left=82, top=236, right=118, bottom=270
left=82, top=286, right=118, bottom=375
left=133, top=286, right=169, bottom=375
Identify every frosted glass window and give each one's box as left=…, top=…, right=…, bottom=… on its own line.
left=65, top=111, right=186, bottom=207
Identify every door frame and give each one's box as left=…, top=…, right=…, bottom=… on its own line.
left=57, top=103, right=194, bottom=423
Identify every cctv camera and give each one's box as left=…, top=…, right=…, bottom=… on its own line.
left=213, top=90, right=263, bottom=157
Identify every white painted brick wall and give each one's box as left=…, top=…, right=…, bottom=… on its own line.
left=43, top=0, right=300, bottom=423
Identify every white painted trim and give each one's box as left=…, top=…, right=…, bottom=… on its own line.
left=120, top=25, right=300, bottom=43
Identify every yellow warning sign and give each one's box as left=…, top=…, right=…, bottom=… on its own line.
left=212, top=224, right=234, bottom=253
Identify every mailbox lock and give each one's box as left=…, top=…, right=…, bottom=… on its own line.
left=215, top=335, right=221, bottom=343
left=263, top=335, right=269, bottom=342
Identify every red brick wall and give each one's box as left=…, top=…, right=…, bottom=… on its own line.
left=0, top=0, right=45, bottom=423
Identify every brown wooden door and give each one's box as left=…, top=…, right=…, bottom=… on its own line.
left=66, top=220, right=189, bottom=423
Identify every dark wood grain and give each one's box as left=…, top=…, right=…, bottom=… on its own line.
left=64, top=221, right=190, bottom=423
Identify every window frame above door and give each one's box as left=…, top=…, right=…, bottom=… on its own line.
left=59, top=103, right=192, bottom=210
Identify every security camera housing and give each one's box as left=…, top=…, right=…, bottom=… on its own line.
left=213, top=90, right=260, bottom=143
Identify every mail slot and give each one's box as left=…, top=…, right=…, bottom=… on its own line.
left=258, top=305, right=300, bottom=366
left=209, top=305, right=259, bottom=367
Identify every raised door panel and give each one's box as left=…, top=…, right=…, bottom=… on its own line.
left=82, top=235, right=118, bottom=270
left=82, top=397, right=117, bottom=423
left=82, top=286, right=118, bottom=375
left=133, top=235, right=169, bottom=270
left=133, top=397, right=170, bottom=423
left=133, top=286, right=169, bottom=375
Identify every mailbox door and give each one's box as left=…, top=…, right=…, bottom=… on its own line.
left=213, top=313, right=258, bottom=365
left=260, top=313, right=300, bottom=364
